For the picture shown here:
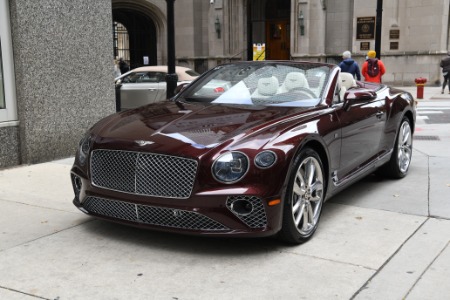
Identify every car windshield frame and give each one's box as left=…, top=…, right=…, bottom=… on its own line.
left=178, top=62, right=333, bottom=107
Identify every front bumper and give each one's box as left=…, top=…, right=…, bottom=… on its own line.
left=71, top=170, right=283, bottom=237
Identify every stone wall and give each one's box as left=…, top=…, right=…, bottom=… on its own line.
left=9, top=0, right=116, bottom=165
left=0, top=125, right=20, bottom=168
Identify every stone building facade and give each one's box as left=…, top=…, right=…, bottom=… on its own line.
left=1, top=0, right=115, bottom=168
left=107, top=0, right=449, bottom=85
left=1, top=0, right=449, bottom=168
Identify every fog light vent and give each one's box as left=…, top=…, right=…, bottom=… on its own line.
left=71, top=174, right=82, bottom=200
left=226, top=196, right=267, bottom=228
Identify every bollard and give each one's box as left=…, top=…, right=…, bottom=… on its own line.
left=414, top=77, right=427, bottom=99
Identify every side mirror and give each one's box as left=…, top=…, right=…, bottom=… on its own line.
left=343, top=89, right=377, bottom=110
left=175, top=82, right=189, bottom=95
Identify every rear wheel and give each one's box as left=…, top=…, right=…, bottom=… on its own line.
left=380, top=117, right=413, bottom=178
left=279, top=148, right=325, bottom=244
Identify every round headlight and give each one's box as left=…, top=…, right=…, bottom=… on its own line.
left=212, top=152, right=249, bottom=184
left=254, top=151, right=277, bottom=169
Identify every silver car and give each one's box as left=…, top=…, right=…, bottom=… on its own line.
left=115, top=66, right=199, bottom=110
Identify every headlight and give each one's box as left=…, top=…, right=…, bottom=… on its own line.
left=254, top=151, right=277, bottom=169
left=78, top=134, right=92, bottom=166
left=212, top=152, right=249, bottom=184
left=401, top=92, right=413, bottom=102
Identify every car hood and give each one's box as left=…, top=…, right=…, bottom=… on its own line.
left=92, top=101, right=315, bottom=157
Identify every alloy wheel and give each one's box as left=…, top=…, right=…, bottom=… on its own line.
left=397, top=120, right=412, bottom=174
left=291, top=156, right=324, bottom=236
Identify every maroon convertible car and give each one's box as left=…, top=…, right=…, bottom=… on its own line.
left=71, top=61, right=416, bottom=244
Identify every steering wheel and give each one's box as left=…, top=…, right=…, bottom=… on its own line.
left=290, top=87, right=317, bottom=98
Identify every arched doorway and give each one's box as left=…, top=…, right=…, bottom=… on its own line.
left=112, top=7, right=158, bottom=69
left=247, top=0, right=291, bottom=61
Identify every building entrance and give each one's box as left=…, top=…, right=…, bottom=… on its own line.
left=247, top=0, right=290, bottom=61
left=265, top=20, right=290, bottom=60
left=112, top=8, right=157, bottom=69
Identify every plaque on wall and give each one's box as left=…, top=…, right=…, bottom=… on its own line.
left=390, top=29, right=400, bottom=39
left=214, top=0, right=223, bottom=9
left=390, top=42, right=399, bottom=50
left=360, top=42, right=370, bottom=51
left=356, top=17, right=375, bottom=40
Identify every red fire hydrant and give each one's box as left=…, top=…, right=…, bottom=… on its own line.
left=415, top=77, right=427, bottom=99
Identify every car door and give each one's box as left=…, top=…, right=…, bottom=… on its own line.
left=119, top=71, right=161, bottom=109
left=334, top=89, right=386, bottom=181
left=154, top=72, right=167, bottom=102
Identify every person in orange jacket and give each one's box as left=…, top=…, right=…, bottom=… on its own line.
left=361, top=50, right=386, bottom=83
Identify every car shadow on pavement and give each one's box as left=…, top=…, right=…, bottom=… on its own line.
left=328, top=155, right=429, bottom=217
left=78, top=219, right=285, bottom=256
left=75, top=160, right=425, bottom=255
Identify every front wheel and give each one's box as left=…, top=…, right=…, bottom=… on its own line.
left=278, top=148, right=326, bottom=244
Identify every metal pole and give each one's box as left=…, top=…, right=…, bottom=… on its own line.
left=375, top=0, right=383, bottom=59
left=166, top=0, right=178, bottom=99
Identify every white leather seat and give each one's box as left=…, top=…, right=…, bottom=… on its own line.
left=340, top=72, right=357, bottom=90
left=339, top=72, right=357, bottom=99
left=251, top=76, right=279, bottom=98
left=278, top=72, right=309, bottom=93
left=308, top=72, right=326, bottom=97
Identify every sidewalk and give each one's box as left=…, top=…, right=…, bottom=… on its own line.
left=0, top=87, right=449, bottom=299
left=332, top=84, right=450, bottom=298
left=397, top=84, right=450, bottom=102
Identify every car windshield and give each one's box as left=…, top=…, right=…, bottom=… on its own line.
left=180, top=62, right=331, bottom=107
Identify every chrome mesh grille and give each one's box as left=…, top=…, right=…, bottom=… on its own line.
left=226, top=196, right=267, bottom=228
left=83, top=196, right=228, bottom=231
left=91, top=150, right=198, bottom=198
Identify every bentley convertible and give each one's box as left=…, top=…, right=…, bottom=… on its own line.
left=71, top=61, right=416, bottom=244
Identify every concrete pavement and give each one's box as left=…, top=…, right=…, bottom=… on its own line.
left=0, top=85, right=449, bottom=299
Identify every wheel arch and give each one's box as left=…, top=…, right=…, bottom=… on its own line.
left=277, top=137, right=330, bottom=244
left=283, top=137, right=330, bottom=197
left=302, top=139, right=330, bottom=182
left=402, top=109, right=415, bottom=134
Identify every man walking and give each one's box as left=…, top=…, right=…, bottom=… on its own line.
left=440, top=51, right=450, bottom=94
left=339, top=51, right=361, bottom=80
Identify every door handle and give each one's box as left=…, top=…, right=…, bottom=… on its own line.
left=148, top=88, right=156, bottom=91
left=376, top=111, right=384, bottom=119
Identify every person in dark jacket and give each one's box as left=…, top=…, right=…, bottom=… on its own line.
left=118, top=57, right=130, bottom=75
left=440, top=51, right=450, bottom=94
left=339, top=51, right=361, bottom=80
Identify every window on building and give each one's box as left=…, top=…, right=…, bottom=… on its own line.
left=113, top=22, right=130, bottom=66
left=0, top=41, right=5, bottom=109
left=0, top=0, right=17, bottom=123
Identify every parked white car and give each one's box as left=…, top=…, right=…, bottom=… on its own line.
left=115, top=66, right=199, bottom=110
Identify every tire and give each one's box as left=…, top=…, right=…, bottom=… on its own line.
left=278, top=148, right=326, bottom=244
left=379, top=117, right=413, bottom=179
